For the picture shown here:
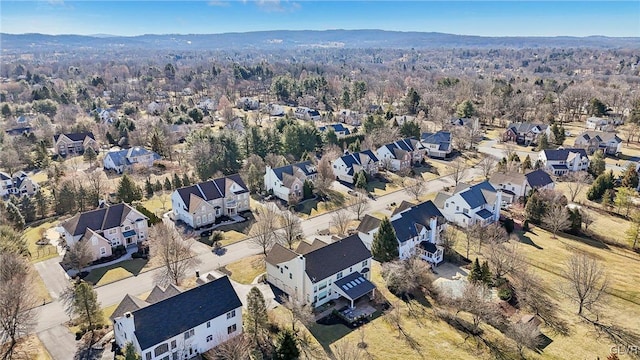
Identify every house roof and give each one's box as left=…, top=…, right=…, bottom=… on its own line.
left=110, top=294, right=149, bottom=321
left=489, top=172, right=526, bottom=186
left=356, top=215, right=381, bottom=234
left=506, top=123, right=547, bottom=134
left=61, top=203, right=144, bottom=237
left=174, top=174, right=248, bottom=209
left=271, top=161, right=316, bottom=182
left=54, top=132, right=95, bottom=143
left=145, top=284, right=182, bottom=304
left=133, top=276, right=242, bottom=351
left=476, top=209, right=494, bottom=219
left=421, top=131, right=451, bottom=146
left=457, top=181, right=498, bottom=209
left=542, top=148, right=588, bottom=161
left=334, top=271, right=376, bottom=300
left=433, top=192, right=450, bottom=209
left=575, top=131, right=622, bottom=144
left=418, top=241, right=438, bottom=253
left=338, top=150, right=379, bottom=171
left=391, top=200, right=416, bottom=216
left=390, top=200, right=444, bottom=243
left=525, top=169, right=554, bottom=188
left=105, top=147, right=161, bottom=167
left=265, top=244, right=298, bottom=265
left=295, top=238, right=327, bottom=255
left=304, top=234, right=371, bottom=283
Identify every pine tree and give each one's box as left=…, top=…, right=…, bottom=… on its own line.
left=154, top=180, right=163, bottom=192
left=116, top=174, right=143, bottom=203
left=163, top=177, right=172, bottom=191
left=5, top=200, right=25, bottom=230
left=589, top=150, right=606, bottom=177
left=274, top=329, right=300, bottom=360
left=468, top=258, right=483, bottom=283
left=245, top=287, right=268, bottom=345
left=83, top=147, right=97, bottom=166
left=181, top=173, right=191, bottom=187
left=481, top=261, right=492, bottom=284
left=19, top=195, right=36, bottom=223
left=62, top=280, right=103, bottom=351
left=371, top=217, right=399, bottom=262
left=145, top=178, right=154, bottom=198
left=355, top=170, right=368, bottom=189
left=536, top=134, right=550, bottom=151
left=172, top=173, right=182, bottom=189
left=54, top=181, right=77, bottom=215
left=303, top=180, right=314, bottom=200
left=115, top=342, right=141, bottom=360
left=34, top=189, right=48, bottom=219
left=621, top=164, right=639, bottom=189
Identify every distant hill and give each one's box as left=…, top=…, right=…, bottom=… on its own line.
left=1, top=30, right=638, bottom=52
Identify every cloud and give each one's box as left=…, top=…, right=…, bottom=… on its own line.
left=254, top=0, right=301, bottom=13
left=208, top=0, right=230, bottom=7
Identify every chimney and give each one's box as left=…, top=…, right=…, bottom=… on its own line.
left=494, top=190, right=502, bottom=222
left=429, top=217, right=438, bottom=244
left=124, top=312, right=131, bottom=318
left=195, top=270, right=200, bottom=278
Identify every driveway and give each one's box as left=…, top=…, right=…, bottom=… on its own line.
left=433, top=262, right=469, bottom=299
left=38, top=325, right=77, bottom=360
left=34, top=256, right=70, bottom=300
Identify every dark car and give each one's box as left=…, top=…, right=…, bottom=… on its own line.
left=200, top=230, right=213, bottom=238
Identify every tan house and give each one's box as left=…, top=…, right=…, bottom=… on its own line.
left=264, top=161, right=317, bottom=203
left=60, top=203, right=149, bottom=261
left=53, top=132, right=99, bottom=156
left=0, top=171, right=39, bottom=197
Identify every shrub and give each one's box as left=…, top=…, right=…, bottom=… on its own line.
left=75, top=330, right=84, bottom=340
left=523, top=220, right=530, bottom=232
left=503, top=218, right=515, bottom=234
left=498, top=288, right=512, bottom=301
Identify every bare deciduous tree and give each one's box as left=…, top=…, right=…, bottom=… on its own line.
left=0, top=253, right=38, bottom=360
left=251, top=204, right=278, bottom=256
left=314, top=155, right=335, bottom=198
left=563, top=254, right=609, bottom=316
left=151, top=223, right=201, bottom=287
left=478, top=155, right=497, bottom=180
left=462, top=222, right=483, bottom=260
left=62, top=239, right=93, bottom=275
left=332, top=340, right=364, bottom=360
left=509, top=321, right=542, bottom=357
left=347, top=190, right=370, bottom=221
left=439, top=227, right=458, bottom=260
left=486, top=241, right=523, bottom=279
left=403, top=176, right=427, bottom=201
left=278, top=210, right=303, bottom=250
left=331, top=208, right=352, bottom=236
left=204, top=334, right=251, bottom=360
left=280, top=294, right=313, bottom=333
left=564, top=171, right=591, bottom=202
left=543, top=204, right=571, bottom=238
left=449, top=157, right=468, bottom=186
left=381, top=256, right=436, bottom=297
left=447, top=282, right=504, bottom=337
left=580, top=208, right=594, bottom=232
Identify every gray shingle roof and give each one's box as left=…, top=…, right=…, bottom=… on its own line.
left=133, top=276, right=242, bottom=351
left=421, top=131, right=451, bottom=146
left=334, top=272, right=375, bottom=300
left=61, top=203, right=143, bottom=236
left=175, top=174, right=248, bottom=209
left=356, top=215, right=381, bottom=234
left=525, top=169, right=554, bottom=188
left=304, top=234, right=371, bottom=283
left=458, top=181, right=497, bottom=209
left=542, top=148, right=588, bottom=161
left=54, top=132, right=95, bottom=142
left=390, top=200, right=444, bottom=243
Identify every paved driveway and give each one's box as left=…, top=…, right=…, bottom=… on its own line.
left=34, top=256, right=70, bottom=300
left=39, top=325, right=77, bottom=360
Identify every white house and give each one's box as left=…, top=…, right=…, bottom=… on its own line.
left=171, top=175, right=250, bottom=229
left=318, top=123, right=351, bottom=138
left=376, top=138, right=426, bottom=172
left=586, top=116, right=613, bottom=131
left=332, top=150, right=379, bottom=184
left=112, top=276, right=243, bottom=360
left=264, top=161, right=317, bottom=203
left=266, top=234, right=374, bottom=309
left=357, top=200, right=447, bottom=265
left=574, top=131, right=623, bottom=155
left=103, top=147, right=161, bottom=174
left=489, top=169, right=555, bottom=203
left=60, top=203, right=149, bottom=261
left=421, top=131, right=453, bottom=158
left=538, top=148, right=590, bottom=176
left=434, top=181, right=502, bottom=227
left=295, top=107, right=321, bottom=121
left=53, top=132, right=99, bottom=157
left=268, top=104, right=285, bottom=117
left=337, top=109, right=362, bottom=125
left=0, top=171, right=39, bottom=198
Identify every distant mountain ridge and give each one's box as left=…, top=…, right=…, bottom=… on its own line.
left=2, top=30, right=639, bottom=52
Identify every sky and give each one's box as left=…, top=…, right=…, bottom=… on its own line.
left=0, top=1, right=638, bottom=37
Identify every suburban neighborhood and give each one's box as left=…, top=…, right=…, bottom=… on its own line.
left=1, top=8, right=640, bottom=360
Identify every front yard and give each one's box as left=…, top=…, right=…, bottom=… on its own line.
left=82, top=258, right=149, bottom=287
left=218, top=254, right=265, bottom=284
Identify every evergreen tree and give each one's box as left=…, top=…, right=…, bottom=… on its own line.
left=181, top=173, right=191, bottom=187
left=568, top=208, right=582, bottom=233
left=0, top=225, right=29, bottom=256
left=303, top=180, right=314, bottom=200
left=76, top=184, right=89, bottom=212
left=245, top=287, right=268, bottom=345
left=399, top=120, right=421, bottom=138
left=456, top=100, right=475, bottom=118
left=62, top=280, right=103, bottom=351
left=601, top=188, right=615, bottom=210
left=525, top=191, right=546, bottom=224
left=355, top=171, right=368, bottom=189
left=325, top=130, right=338, bottom=145
left=172, top=173, right=182, bottom=189
left=274, top=329, right=300, bottom=360
left=348, top=138, right=361, bottom=153
left=468, top=258, right=483, bottom=283
left=34, top=189, right=48, bottom=219
left=115, top=342, right=141, bottom=360
left=5, top=200, right=25, bottom=229
left=405, top=88, right=421, bottom=115
left=521, top=155, right=532, bottom=171
left=589, top=150, right=606, bottom=177
left=536, top=134, right=550, bottom=151
left=54, top=181, right=76, bottom=215
left=371, top=217, right=399, bottom=262
left=163, top=178, right=172, bottom=191
left=586, top=171, right=615, bottom=201
left=621, top=164, right=639, bottom=189
left=34, top=140, right=50, bottom=169
left=588, top=98, right=608, bottom=117
left=481, top=260, right=492, bottom=284
left=1, top=103, right=11, bottom=117
left=145, top=178, right=154, bottom=198
left=116, top=174, right=143, bottom=203
left=19, top=195, right=36, bottom=223
left=154, top=180, right=163, bottom=192
left=83, top=147, right=97, bottom=166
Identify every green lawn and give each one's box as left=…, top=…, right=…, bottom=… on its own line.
left=83, top=258, right=148, bottom=287
left=219, top=255, right=265, bottom=284
left=24, top=221, right=59, bottom=263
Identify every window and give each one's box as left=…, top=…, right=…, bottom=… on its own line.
left=463, top=208, right=468, bottom=214
left=456, top=206, right=459, bottom=211
left=289, top=273, right=292, bottom=279
left=154, top=344, right=169, bottom=357
left=336, top=271, right=343, bottom=280
left=445, top=203, right=449, bottom=208
left=184, top=329, right=194, bottom=339
left=226, top=310, right=236, bottom=319
left=92, top=238, right=98, bottom=246
left=207, top=321, right=211, bottom=328
left=206, top=335, right=213, bottom=342
left=145, top=353, right=152, bottom=360
left=125, top=226, right=131, bottom=231
left=349, top=266, right=353, bottom=272
left=280, top=267, right=283, bottom=274
left=361, top=260, right=367, bottom=267
left=100, top=247, right=106, bottom=255
left=227, top=324, right=237, bottom=334
left=171, top=340, right=176, bottom=349
left=172, top=353, right=178, bottom=360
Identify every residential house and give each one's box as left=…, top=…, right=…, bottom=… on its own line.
left=171, top=175, right=250, bottom=229
left=376, top=138, right=426, bottom=172
left=112, top=276, right=242, bottom=360
left=366, top=104, right=383, bottom=114
left=337, top=109, right=362, bottom=125
left=318, top=123, right=351, bottom=138
left=5, top=126, right=33, bottom=136
left=90, top=107, right=117, bottom=124
left=60, top=203, right=149, bottom=261
left=421, top=131, right=453, bottom=158
left=0, top=171, right=39, bottom=197
left=264, top=161, right=317, bottom=203
left=268, top=104, right=285, bottom=117
left=332, top=150, right=379, bottom=184
left=357, top=200, right=447, bottom=265
left=103, top=147, right=161, bottom=174
left=489, top=169, right=554, bottom=203
left=236, top=97, right=260, bottom=110
left=538, top=148, right=590, bottom=176
left=574, top=131, right=623, bottom=155
left=390, top=115, right=415, bottom=127
left=434, top=181, right=502, bottom=227
left=502, top=123, right=550, bottom=145
left=53, top=132, right=98, bottom=157
left=266, top=234, right=375, bottom=308
left=450, top=117, right=480, bottom=131
left=295, top=107, right=321, bottom=121
left=197, top=98, right=217, bottom=112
